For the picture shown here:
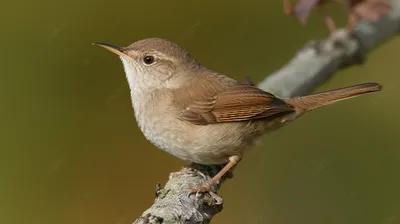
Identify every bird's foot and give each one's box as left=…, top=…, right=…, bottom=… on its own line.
left=170, top=164, right=198, bottom=179
left=187, top=180, right=214, bottom=197
left=180, top=165, right=197, bottom=174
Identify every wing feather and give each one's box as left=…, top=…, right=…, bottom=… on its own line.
left=180, top=84, right=295, bottom=125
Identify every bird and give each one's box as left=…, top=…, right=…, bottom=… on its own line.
left=94, top=38, right=382, bottom=195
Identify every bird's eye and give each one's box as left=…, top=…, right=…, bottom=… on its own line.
left=143, top=55, right=155, bottom=64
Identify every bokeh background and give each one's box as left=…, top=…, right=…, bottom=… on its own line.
left=1, top=0, right=399, bottom=223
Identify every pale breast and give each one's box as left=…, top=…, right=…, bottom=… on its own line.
left=131, top=89, right=269, bottom=164
left=131, top=90, right=203, bottom=162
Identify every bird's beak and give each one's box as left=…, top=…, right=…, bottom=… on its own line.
left=92, top=42, right=136, bottom=62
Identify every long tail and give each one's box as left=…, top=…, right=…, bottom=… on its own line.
left=284, top=82, right=382, bottom=112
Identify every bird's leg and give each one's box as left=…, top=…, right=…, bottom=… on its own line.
left=188, top=155, right=240, bottom=196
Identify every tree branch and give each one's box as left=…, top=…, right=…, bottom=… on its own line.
left=133, top=1, right=400, bottom=223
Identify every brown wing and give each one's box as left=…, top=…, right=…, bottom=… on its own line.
left=180, top=84, right=295, bottom=125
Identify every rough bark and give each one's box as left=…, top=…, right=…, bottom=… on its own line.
left=133, top=1, right=400, bottom=223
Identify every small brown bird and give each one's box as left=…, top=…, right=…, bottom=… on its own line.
left=94, top=38, right=382, bottom=194
left=283, top=0, right=391, bottom=36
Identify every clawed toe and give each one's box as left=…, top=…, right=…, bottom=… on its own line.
left=187, top=181, right=213, bottom=197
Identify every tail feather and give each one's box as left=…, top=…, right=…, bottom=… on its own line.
left=284, top=82, right=382, bottom=112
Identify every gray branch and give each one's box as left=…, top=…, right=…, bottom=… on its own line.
left=133, top=1, right=400, bottom=223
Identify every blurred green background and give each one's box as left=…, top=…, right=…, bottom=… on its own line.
left=1, top=0, right=399, bottom=223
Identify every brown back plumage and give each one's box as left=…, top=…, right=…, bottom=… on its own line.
left=179, top=83, right=295, bottom=125
left=176, top=78, right=382, bottom=125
